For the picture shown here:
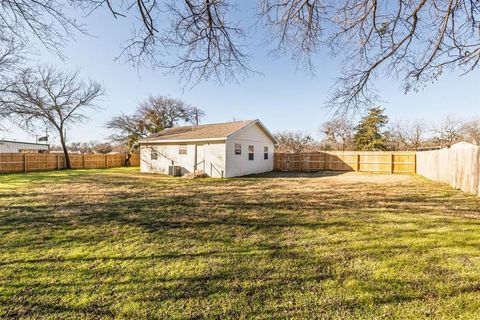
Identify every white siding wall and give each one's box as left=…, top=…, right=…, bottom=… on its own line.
left=140, top=142, right=226, bottom=177
left=140, top=144, right=195, bottom=175
left=203, top=143, right=227, bottom=178
left=225, top=124, right=274, bottom=177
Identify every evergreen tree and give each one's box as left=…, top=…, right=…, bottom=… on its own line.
left=354, top=107, right=389, bottom=150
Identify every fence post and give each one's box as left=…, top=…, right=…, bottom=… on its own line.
left=56, top=154, right=59, bottom=170
left=356, top=154, right=360, bottom=172
left=390, top=154, right=394, bottom=174
left=105, top=154, right=108, bottom=168
left=23, top=154, right=27, bottom=173
left=82, top=154, right=85, bottom=169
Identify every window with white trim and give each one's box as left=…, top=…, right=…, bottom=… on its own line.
left=264, top=146, right=269, bottom=160
left=150, top=150, right=158, bottom=160
left=179, top=144, right=187, bottom=155
left=234, top=143, right=242, bottom=155
left=248, top=145, right=254, bottom=160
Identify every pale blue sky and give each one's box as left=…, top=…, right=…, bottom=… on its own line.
left=3, top=2, right=479, bottom=144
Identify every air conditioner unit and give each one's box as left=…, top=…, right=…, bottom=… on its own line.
left=168, top=165, right=181, bottom=177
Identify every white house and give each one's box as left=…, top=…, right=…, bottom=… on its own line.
left=0, top=140, right=49, bottom=153
left=139, top=119, right=277, bottom=177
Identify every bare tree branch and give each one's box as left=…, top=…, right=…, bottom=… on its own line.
left=325, top=0, right=480, bottom=113
left=259, top=0, right=327, bottom=72
left=2, top=0, right=478, bottom=107
left=0, top=0, right=87, bottom=58
left=164, top=0, right=252, bottom=85
left=260, top=0, right=479, bottom=113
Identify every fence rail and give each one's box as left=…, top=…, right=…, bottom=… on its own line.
left=274, top=151, right=416, bottom=174
left=0, top=153, right=140, bottom=173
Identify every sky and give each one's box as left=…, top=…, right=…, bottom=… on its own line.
left=2, top=2, right=479, bottom=145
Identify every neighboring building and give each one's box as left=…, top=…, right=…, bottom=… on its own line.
left=139, top=119, right=277, bottom=177
left=0, top=140, right=49, bottom=153
left=449, top=141, right=477, bottom=149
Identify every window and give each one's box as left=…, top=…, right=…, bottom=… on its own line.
left=234, top=143, right=242, bottom=155
left=264, top=146, right=269, bottom=160
left=179, top=145, right=187, bottom=155
left=150, top=150, right=158, bottom=160
left=248, top=145, right=254, bottom=160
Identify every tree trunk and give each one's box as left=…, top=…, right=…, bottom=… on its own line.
left=59, top=131, right=71, bottom=169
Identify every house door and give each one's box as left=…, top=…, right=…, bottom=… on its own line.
left=195, top=144, right=205, bottom=172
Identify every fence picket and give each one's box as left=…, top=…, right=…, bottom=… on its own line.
left=274, top=151, right=416, bottom=174
left=0, top=153, right=139, bottom=173
left=416, top=145, right=479, bottom=196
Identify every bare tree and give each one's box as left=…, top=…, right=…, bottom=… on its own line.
left=274, top=131, right=314, bottom=153
left=390, top=120, right=426, bottom=150
left=432, top=116, right=465, bottom=148
left=93, top=142, right=114, bottom=154
left=107, top=95, right=204, bottom=150
left=462, top=118, right=480, bottom=145
left=0, top=65, right=104, bottom=168
left=69, top=141, right=96, bottom=154
left=320, top=117, right=355, bottom=150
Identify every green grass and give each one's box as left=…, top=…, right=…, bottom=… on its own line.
left=1, top=168, right=480, bottom=319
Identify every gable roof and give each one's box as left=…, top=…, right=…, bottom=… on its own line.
left=139, top=119, right=277, bottom=144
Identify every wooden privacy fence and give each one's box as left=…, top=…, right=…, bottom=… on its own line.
left=0, top=153, right=140, bottom=173
left=274, top=151, right=416, bottom=174
left=416, top=144, right=480, bottom=196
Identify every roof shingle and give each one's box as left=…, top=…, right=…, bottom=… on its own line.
left=139, top=120, right=257, bottom=142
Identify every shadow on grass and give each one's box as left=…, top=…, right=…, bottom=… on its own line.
left=244, top=170, right=349, bottom=179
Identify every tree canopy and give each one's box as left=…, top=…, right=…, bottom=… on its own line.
left=106, top=95, right=204, bottom=151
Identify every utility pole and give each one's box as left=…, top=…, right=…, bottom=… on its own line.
left=194, top=108, right=199, bottom=126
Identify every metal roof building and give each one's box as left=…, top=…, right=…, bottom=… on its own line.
left=0, top=140, right=50, bottom=153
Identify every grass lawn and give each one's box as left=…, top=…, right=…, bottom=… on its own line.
left=1, top=168, right=480, bottom=319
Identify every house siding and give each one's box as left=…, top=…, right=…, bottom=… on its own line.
left=225, top=123, right=274, bottom=177
left=140, top=142, right=226, bottom=177
left=203, top=143, right=226, bottom=178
